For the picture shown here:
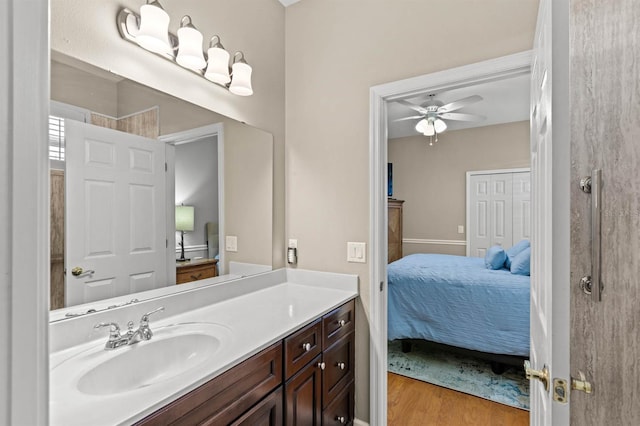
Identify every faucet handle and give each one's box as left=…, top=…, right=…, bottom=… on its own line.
left=94, top=322, right=121, bottom=339
left=140, top=307, right=164, bottom=325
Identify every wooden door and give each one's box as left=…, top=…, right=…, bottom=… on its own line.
left=570, top=0, right=640, bottom=424
left=285, top=354, right=322, bottom=426
left=65, top=121, right=167, bottom=306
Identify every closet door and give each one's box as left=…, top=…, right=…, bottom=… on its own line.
left=468, top=174, right=492, bottom=257
left=490, top=174, right=513, bottom=249
left=512, top=172, right=532, bottom=244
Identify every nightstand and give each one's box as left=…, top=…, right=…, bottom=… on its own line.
left=176, top=258, right=218, bottom=284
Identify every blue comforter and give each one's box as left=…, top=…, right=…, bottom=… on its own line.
left=388, top=254, right=530, bottom=356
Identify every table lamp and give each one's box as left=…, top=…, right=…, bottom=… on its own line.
left=176, top=205, right=194, bottom=262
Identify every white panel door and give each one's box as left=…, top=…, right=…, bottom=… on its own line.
left=490, top=173, right=513, bottom=248
left=529, top=0, right=568, bottom=423
left=512, top=172, right=532, bottom=244
left=65, top=121, right=167, bottom=306
left=468, top=174, right=491, bottom=257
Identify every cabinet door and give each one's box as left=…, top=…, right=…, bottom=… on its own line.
left=230, top=387, right=283, bottom=426
left=468, top=174, right=492, bottom=257
left=285, top=354, right=322, bottom=426
left=490, top=173, right=513, bottom=248
left=512, top=171, right=531, bottom=244
left=322, top=333, right=354, bottom=408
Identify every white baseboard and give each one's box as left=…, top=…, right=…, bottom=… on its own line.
left=403, top=238, right=466, bottom=246
left=354, top=419, right=369, bottom=426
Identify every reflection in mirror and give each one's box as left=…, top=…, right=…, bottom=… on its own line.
left=49, top=53, right=273, bottom=319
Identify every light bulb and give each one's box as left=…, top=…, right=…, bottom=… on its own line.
left=229, top=53, right=253, bottom=96
left=136, top=1, right=172, bottom=54
left=176, top=16, right=206, bottom=70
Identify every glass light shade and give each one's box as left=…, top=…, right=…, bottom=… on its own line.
left=229, top=62, right=253, bottom=96
left=423, top=123, right=435, bottom=136
left=415, top=118, right=429, bottom=134
left=176, top=26, right=206, bottom=70
left=204, top=47, right=231, bottom=84
left=136, top=3, right=172, bottom=54
left=434, top=118, right=448, bottom=133
left=175, top=205, right=194, bottom=231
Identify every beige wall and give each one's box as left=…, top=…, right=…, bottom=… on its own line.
left=51, top=0, right=286, bottom=269
left=285, top=0, right=538, bottom=420
left=390, top=121, right=530, bottom=257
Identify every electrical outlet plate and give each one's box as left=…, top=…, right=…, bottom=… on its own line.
left=347, top=242, right=366, bottom=263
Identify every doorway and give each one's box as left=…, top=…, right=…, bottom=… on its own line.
left=368, top=51, right=538, bottom=424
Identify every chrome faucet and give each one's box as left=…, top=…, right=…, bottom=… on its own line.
left=94, top=307, right=164, bottom=350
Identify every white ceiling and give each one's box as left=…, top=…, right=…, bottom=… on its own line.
left=387, top=73, right=530, bottom=139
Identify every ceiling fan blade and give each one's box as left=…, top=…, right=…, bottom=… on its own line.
left=437, top=95, right=483, bottom=113
left=395, top=99, right=429, bottom=114
left=438, top=112, right=486, bottom=122
left=392, top=115, right=424, bottom=122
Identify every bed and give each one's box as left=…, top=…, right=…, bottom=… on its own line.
left=388, top=253, right=530, bottom=357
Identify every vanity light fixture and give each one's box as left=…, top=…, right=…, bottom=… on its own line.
left=117, top=5, right=254, bottom=96
left=135, top=0, right=172, bottom=54
left=176, top=16, right=206, bottom=70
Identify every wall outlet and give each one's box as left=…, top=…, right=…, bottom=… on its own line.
left=225, top=235, right=238, bottom=252
left=288, top=239, right=298, bottom=249
left=457, top=225, right=465, bottom=234
left=347, top=242, right=366, bottom=263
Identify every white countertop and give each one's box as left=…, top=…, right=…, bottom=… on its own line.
left=49, top=269, right=358, bottom=426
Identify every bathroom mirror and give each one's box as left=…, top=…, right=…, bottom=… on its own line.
left=49, top=53, right=273, bottom=319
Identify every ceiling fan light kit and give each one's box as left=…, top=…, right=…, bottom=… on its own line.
left=397, top=94, right=485, bottom=145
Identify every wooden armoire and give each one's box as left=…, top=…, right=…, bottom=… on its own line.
left=388, top=199, right=404, bottom=263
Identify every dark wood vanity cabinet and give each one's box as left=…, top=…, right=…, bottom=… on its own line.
left=284, top=299, right=356, bottom=426
left=135, top=299, right=355, bottom=426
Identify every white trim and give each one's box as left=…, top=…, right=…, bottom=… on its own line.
left=465, top=167, right=531, bottom=256
left=403, top=238, right=466, bottom=246
left=369, top=50, right=532, bottom=426
left=161, top=123, right=226, bottom=275
left=6, top=0, right=50, bottom=424
left=50, top=100, right=91, bottom=123
left=354, top=419, right=369, bottom=426
left=175, top=244, right=209, bottom=254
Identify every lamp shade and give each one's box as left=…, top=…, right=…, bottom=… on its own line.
left=175, top=205, right=194, bottom=231
left=205, top=46, right=231, bottom=85
left=136, top=1, right=172, bottom=54
left=434, top=118, right=447, bottom=133
left=229, top=55, right=253, bottom=96
left=415, top=118, right=429, bottom=134
left=176, top=17, right=206, bottom=70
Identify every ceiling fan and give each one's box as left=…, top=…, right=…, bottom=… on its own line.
left=395, top=94, right=486, bottom=139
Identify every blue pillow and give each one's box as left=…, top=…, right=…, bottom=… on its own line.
left=484, top=245, right=506, bottom=270
left=505, top=239, right=530, bottom=269
left=511, top=247, right=531, bottom=276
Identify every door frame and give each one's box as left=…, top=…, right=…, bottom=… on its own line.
left=159, top=123, right=226, bottom=275
left=369, top=50, right=533, bottom=424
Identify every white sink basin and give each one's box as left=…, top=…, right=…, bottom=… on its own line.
left=51, top=322, right=232, bottom=397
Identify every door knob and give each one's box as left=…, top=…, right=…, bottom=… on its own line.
left=71, top=267, right=95, bottom=277
left=524, top=360, right=549, bottom=392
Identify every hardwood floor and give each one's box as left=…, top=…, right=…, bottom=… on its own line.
left=388, top=373, right=529, bottom=426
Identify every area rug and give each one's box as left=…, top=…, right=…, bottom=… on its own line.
left=388, top=340, right=530, bottom=410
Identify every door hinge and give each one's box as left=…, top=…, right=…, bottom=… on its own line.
left=165, top=162, right=168, bottom=172
left=166, top=239, right=168, bottom=248
left=380, top=281, right=384, bottom=292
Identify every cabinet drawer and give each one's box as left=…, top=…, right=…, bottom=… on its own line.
left=322, top=300, right=355, bottom=350
left=176, top=262, right=217, bottom=284
left=322, top=332, right=354, bottom=408
left=284, top=318, right=322, bottom=380
left=135, top=342, right=282, bottom=426
left=230, top=386, right=283, bottom=426
left=322, top=380, right=354, bottom=426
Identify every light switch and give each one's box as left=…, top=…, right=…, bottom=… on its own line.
left=457, top=225, right=465, bottom=234
left=226, top=235, right=238, bottom=252
left=347, top=242, right=366, bottom=263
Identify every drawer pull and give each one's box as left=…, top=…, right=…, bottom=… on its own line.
left=190, top=273, right=203, bottom=280
left=317, top=362, right=326, bottom=370
left=337, top=362, right=346, bottom=370
left=338, top=319, right=346, bottom=327
left=336, top=416, right=346, bottom=424
left=302, top=342, right=312, bottom=352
